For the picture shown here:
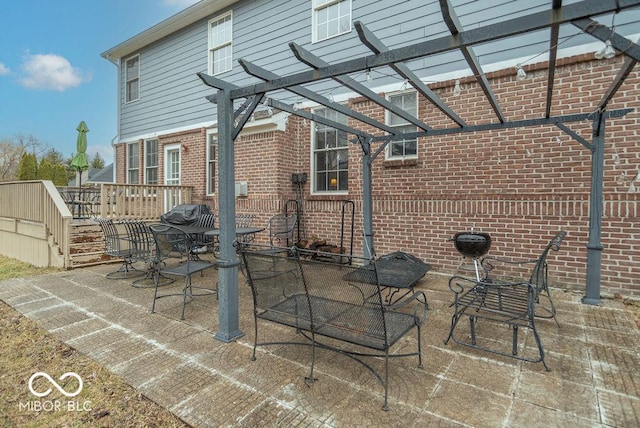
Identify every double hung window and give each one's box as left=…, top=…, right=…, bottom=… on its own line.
left=386, top=91, right=418, bottom=159
left=144, top=139, right=158, bottom=185
left=312, top=0, right=351, bottom=42
left=127, top=142, right=139, bottom=184
left=208, top=12, right=232, bottom=75
left=206, top=134, right=217, bottom=195
left=312, top=108, right=348, bottom=193
left=125, top=55, right=139, bottom=103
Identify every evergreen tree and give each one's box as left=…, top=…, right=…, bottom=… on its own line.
left=17, top=152, right=38, bottom=180
left=37, top=158, right=54, bottom=181
left=90, top=152, right=105, bottom=169
left=52, top=164, right=69, bottom=186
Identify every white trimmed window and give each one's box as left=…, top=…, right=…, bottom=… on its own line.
left=206, top=134, right=217, bottom=195
left=124, top=55, right=139, bottom=103
left=144, top=139, right=158, bottom=185
left=208, top=12, right=233, bottom=75
left=312, top=0, right=351, bottom=43
left=127, top=142, right=139, bottom=184
left=312, top=108, right=348, bottom=193
left=386, top=91, right=418, bottom=159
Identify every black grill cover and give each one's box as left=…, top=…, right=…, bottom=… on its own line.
left=160, top=204, right=212, bottom=226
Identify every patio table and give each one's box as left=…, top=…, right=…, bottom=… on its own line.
left=204, top=226, right=265, bottom=239
left=342, top=251, right=431, bottom=304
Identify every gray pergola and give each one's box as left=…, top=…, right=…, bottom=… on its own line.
left=198, top=0, right=640, bottom=342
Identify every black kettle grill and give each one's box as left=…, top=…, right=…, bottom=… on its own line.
left=450, top=229, right=491, bottom=280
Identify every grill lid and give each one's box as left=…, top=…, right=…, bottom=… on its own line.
left=452, top=231, right=492, bottom=258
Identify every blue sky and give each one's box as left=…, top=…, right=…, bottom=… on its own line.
left=0, top=0, right=200, bottom=165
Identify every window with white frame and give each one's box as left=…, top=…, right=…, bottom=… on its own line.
left=208, top=12, right=232, bottom=75
left=125, top=55, right=139, bottom=102
left=206, top=134, right=217, bottom=195
left=312, top=108, right=348, bottom=193
left=144, top=139, right=158, bottom=185
left=312, top=0, right=351, bottom=43
left=386, top=91, right=418, bottom=159
left=127, top=142, right=139, bottom=184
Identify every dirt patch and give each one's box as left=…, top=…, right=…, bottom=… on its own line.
left=0, top=300, right=190, bottom=427
left=624, top=299, right=640, bottom=330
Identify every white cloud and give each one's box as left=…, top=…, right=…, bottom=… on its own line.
left=0, top=62, right=9, bottom=76
left=18, top=53, right=90, bottom=91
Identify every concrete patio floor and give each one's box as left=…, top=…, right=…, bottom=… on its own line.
left=1, top=261, right=639, bottom=427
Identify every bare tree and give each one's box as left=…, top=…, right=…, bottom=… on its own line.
left=15, top=133, right=46, bottom=158
left=0, top=138, right=25, bottom=181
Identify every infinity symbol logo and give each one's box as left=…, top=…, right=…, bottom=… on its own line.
left=28, top=372, right=83, bottom=398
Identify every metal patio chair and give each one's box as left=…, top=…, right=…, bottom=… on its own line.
left=123, top=220, right=175, bottom=288
left=267, top=213, right=298, bottom=247
left=96, top=218, right=144, bottom=279
left=149, top=223, right=217, bottom=320
left=191, top=213, right=217, bottom=255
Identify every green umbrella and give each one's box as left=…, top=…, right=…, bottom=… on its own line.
left=70, top=121, right=90, bottom=188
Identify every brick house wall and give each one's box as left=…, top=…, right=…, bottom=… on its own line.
left=115, top=53, right=640, bottom=299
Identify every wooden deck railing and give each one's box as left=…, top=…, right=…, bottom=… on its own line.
left=57, top=183, right=193, bottom=220
left=0, top=181, right=194, bottom=269
left=0, top=180, right=71, bottom=268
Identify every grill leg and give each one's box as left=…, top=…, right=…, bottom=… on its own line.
left=470, top=315, right=477, bottom=345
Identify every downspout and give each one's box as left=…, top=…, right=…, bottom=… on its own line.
left=106, top=54, right=120, bottom=182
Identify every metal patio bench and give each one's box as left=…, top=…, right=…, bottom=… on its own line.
left=240, top=243, right=428, bottom=410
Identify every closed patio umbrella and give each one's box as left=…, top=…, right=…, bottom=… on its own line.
left=70, top=120, right=90, bottom=188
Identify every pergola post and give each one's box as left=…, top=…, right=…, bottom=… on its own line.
left=360, top=136, right=375, bottom=260
left=214, top=87, right=244, bottom=342
left=583, top=112, right=605, bottom=305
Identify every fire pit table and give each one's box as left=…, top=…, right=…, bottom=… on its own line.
left=343, top=251, right=431, bottom=304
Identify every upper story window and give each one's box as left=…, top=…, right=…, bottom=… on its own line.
left=312, top=0, right=352, bottom=43
left=144, top=139, right=158, bottom=185
left=206, top=134, right=217, bottom=195
left=208, top=12, right=233, bottom=75
left=312, top=108, right=348, bottom=193
left=386, top=91, right=418, bottom=159
left=127, top=142, right=139, bottom=184
left=124, top=55, right=139, bottom=103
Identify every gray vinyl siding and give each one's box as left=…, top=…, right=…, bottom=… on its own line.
left=115, top=0, right=640, bottom=141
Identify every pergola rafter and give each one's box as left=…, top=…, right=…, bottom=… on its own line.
left=198, top=0, right=640, bottom=342
left=354, top=21, right=467, bottom=127
left=545, top=0, right=562, bottom=118
left=439, top=0, right=506, bottom=123
left=290, top=43, right=433, bottom=131
left=238, top=58, right=392, bottom=135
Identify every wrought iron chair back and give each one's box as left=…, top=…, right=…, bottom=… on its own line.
left=96, top=218, right=144, bottom=279
left=148, top=223, right=217, bottom=320
left=268, top=213, right=297, bottom=247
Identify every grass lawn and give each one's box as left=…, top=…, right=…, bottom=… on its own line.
left=0, top=256, right=189, bottom=427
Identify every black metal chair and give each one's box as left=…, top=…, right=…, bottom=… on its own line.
left=211, top=213, right=257, bottom=259
left=149, top=223, right=217, bottom=320
left=123, top=220, right=175, bottom=288
left=191, top=213, right=216, bottom=255
left=267, top=213, right=297, bottom=247
left=445, top=231, right=566, bottom=370
left=96, top=218, right=144, bottom=279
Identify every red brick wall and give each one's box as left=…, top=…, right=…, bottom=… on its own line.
left=114, top=53, right=640, bottom=298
